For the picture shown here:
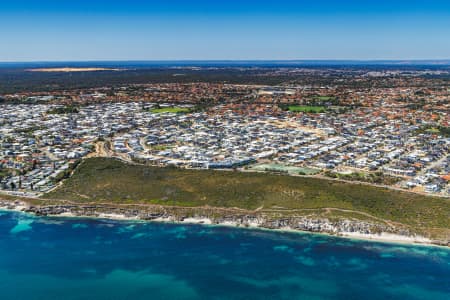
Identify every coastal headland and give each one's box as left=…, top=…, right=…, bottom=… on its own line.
left=1, top=157, right=449, bottom=247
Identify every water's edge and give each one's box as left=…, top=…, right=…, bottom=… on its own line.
left=1, top=199, right=448, bottom=248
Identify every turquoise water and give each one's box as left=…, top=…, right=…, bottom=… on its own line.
left=0, top=210, right=449, bottom=300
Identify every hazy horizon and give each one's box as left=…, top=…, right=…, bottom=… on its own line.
left=2, top=59, right=450, bottom=66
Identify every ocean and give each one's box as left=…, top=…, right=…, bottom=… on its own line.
left=0, top=210, right=449, bottom=300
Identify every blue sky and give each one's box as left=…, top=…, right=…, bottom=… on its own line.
left=1, top=0, right=450, bottom=61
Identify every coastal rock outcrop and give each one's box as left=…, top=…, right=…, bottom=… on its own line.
left=1, top=199, right=447, bottom=247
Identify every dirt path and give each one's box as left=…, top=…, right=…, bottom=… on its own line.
left=87, top=141, right=110, bottom=158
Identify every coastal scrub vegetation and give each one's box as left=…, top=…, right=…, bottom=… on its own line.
left=44, top=157, right=450, bottom=235
left=324, top=171, right=401, bottom=185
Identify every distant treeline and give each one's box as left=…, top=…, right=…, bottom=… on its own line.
left=1, top=66, right=450, bottom=94
left=0, top=68, right=287, bottom=94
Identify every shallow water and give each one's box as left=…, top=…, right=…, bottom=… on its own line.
left=0, top=210, right=449, bottom=300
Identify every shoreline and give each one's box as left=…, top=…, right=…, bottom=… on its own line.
left=1, top=200, right=446, bottom=249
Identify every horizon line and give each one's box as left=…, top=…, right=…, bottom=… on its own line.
left=1, top=59, right=450, bottom=63
left=1, top=59, right=450, bottom=68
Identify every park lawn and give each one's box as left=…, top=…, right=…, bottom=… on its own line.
left=288, top=105, right=326, bottom=113
left=150, top=107, right=191, bottom=114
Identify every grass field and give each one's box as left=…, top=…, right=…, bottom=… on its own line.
left=150, top=107, right=191, bottom=114
left=44, top=158, right=450, bottom=236
left=250, top=164, right=320, bottom=175
left=288, top=106, right=326, bottom=113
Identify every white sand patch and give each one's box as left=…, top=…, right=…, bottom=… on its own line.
left=180, top=217, right=212, bottom=225
left=220, top=220, right=239, bottom=226
left=27, top=68, right=123, bottom=72
left=341, top=232, right=432, bottom=244
left=58, top=212, right=76, bottom=217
